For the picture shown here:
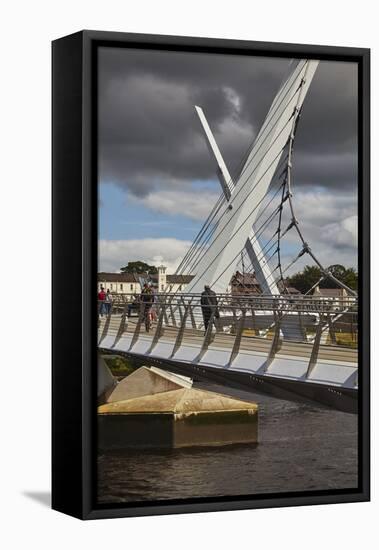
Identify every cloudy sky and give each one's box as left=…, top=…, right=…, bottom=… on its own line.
left=98, top=47, right=358, bottom=274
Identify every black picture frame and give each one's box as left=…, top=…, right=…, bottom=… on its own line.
left=52, top=30, right=370, bottom=520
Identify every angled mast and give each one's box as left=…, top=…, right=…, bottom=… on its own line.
left=187, top=59, right=319, bottom=294
left=194, top=105, right=279, bottom=294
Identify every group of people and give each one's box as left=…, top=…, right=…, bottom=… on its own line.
left=98, top=282, right=220, bottom=333
left=98, top=283, right=156, bottom=331
left=98, top=287, right=113, bottom=317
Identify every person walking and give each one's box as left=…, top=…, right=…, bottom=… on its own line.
left=98, top=286, right=106, bottom=317
left=140, top=283, right=154, bottom=332
left=200, top=285, right=220, bottom=331
left=105, top=288, right=113, bottom=315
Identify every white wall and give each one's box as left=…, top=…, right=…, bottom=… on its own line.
left=1, top=1, right=377, bottom=549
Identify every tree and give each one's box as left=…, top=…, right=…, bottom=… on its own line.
left=120, top=261, right=158, bottom=275
left=287, top=265, right=322, bottom=294
left=287, top=264, right=358, bottom=293
left=322, top=264, right=358, bottom=291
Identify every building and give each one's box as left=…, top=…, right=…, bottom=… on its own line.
left=98, top=272, right=140, bottom=295
left=98, top=265, right=306, bottom=297
left=98, top=266, right=195, bottom=297
left=230, top=271, right=261, bottom=296
left=312, top=285, right=353, bottom=310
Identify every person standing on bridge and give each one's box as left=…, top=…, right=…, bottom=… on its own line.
left=105, top=288, right=113, bottom=315
left=140, top=283, right=154, bottom=332
left=201, top=285, right=220, bottom=332
left=98, top=286, right=106, bottom=317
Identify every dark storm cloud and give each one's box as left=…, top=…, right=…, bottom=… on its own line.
left=98, top=48, right=358, bottom=196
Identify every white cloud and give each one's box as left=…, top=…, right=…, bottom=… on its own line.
left=129, top=189, right=219, bottom=221
left=99, top=238, right=192, bottom=273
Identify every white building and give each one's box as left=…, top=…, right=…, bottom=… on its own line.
left=98, top=265, right=194, bottom=297
left=312, top=286, right=354, bottom=311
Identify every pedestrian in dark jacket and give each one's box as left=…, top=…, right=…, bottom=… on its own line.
left=140, top=283, right=154, bottom=332
left=200, top=285, right=219, bottom=331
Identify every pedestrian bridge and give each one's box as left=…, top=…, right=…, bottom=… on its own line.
left=98, top=293, right=358, bottom=412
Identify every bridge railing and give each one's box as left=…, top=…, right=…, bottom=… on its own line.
left=98, top=292, right=358, bottom=378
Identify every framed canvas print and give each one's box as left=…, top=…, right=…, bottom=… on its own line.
left=52, top=30, right=370, bottom=519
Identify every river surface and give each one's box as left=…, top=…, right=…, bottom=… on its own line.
left=97, top=381, right=358, bottom=504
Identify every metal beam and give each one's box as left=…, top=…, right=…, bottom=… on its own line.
left=187, top=60, right=319, bottom=294
left=195, top=105, right=234, bottom=200
left=195, top=105, right=279, bottom=295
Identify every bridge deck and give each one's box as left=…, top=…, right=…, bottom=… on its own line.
left=98, top=315, right=357, bottom=391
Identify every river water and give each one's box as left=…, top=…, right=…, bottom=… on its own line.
left=97, top=382, right=358, bottom=504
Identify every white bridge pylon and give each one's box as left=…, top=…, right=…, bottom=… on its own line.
left=195, top=105, right=279, bottom=295
left=187, top=59, right=319, bottom=294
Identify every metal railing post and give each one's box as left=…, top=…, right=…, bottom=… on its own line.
left=129, top=303, right=146, bottom=350
left=327, top=313, right=337, bottom=344
left=112, top=303, right=129, bottom=348
left=148, top=303, right=167, bottom=354
left=169, top=302, right=177, bottom=327
left=306, top=314, right=325, bottom=378
left=189, top=300, right=197, bottom=329
left=265, top=311, right=282, bottom=372
left=228, top=308, right=246, bottom=367
left=197, top=308, right=216, bottom=361
left=170, top=299, right=193, bottom=358
left=98, top=303, right=113, bottom=345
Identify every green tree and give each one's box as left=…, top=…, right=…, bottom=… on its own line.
left=287, top=264, right=358, bottom=293
left=320, top=264, right=358, bottom=291
left=120, top=261, right=158, bottom=275
left=287, top=265, right=322, bottom=294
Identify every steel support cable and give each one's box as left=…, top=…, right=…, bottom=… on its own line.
left=177, top=85, right=300, bottom=279
left=175, top=150, right=289, bottom=287
left=278, top=84, right=357, bottom=296
left=174, top=186, right=285, bottom=302
left=174, top=187, right=285, bottom=303
left=170, top=70, right=309, bottom=299
left=185, top=68, right=308, bottom=264
left=234, top=218, right=284, bottom=283
left=176, top=78, right=307, bottom=279
left=175, top=61, right=308, bottom=280
left=236, top=236, right=281, bottom=289
left=208, top=60, right=307, bottom=200
left=260, top=61, right=356, bottom=297
left=174, top=192, right=226, bottom=275
left=207, top=198, right=286, bottom=292
left=229, top=60, right=307, bottom=185
left=183, top=143, right=289, bottom=288
left=179, top=129, right=292, bottom=280
left=275, top=173, right=289, bottom=292
left=274, top=71, right=310, bottom=294
left=175, top=189, right=227, bottom=270
left=180, top=164, right=289, bottom=278
left=181, top=166, right=287, bottom=292
left=216, top=79, right=306, bottom=213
